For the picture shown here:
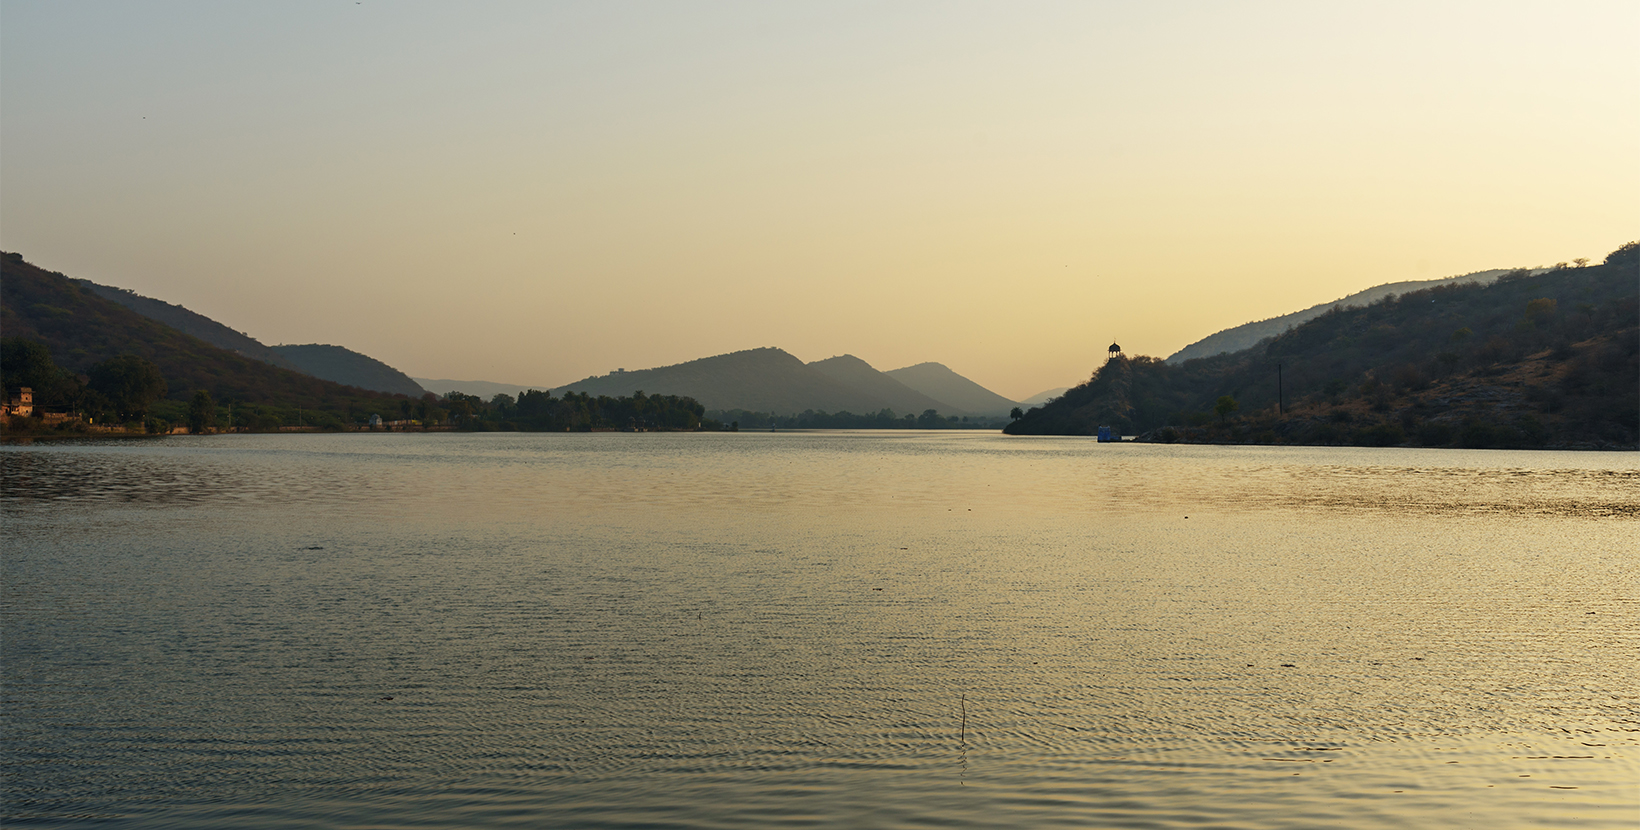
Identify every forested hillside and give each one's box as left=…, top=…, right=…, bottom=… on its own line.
left=71, top=277, right=307, bottom=372
left=1008, top=243, right=1638, bottom=449
left=1166, top=269, right=1513, bottom=363
left=2, top=253, right=411, bottom=429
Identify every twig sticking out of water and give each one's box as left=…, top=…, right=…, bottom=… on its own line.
left=960, top=694, right=967, bottom=748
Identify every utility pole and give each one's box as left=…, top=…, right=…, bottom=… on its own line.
left=1277, top=363, right=1284, bottom=415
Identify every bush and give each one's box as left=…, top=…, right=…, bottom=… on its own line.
left=1417, top=422, right=1455, bottom=446
left=1392, top=364, right=1428, bottom=391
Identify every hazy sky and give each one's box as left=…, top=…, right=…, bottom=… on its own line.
left=3, top=1, right=1635, bottom=400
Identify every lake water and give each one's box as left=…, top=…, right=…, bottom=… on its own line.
left=2, top=432, right=1636, bottom=828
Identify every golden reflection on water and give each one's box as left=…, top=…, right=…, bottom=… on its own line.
left=2, top=433, right=1636, bottom=829
left=5, top=433, right=1636, bottom=519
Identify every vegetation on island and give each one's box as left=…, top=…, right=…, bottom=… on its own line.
left=1007, top=242, right=1639, bottom=449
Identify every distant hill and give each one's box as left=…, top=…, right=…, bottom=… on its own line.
left=271, top=344, right=426, bottom=397
left=1020, top=387, right=1070, bottom=407
left=552, top=347, right=901, bottom=415
left=1, top=254, right=410, bottom=426
left=70, top=277, right=306, bottom=373
left=1009, top=246, right=1638, bottom=449
left=415, top=378, right=552, bottom=399
left=1166, top=269, right=1517, bottom=364
left=885, top=362, right=1019, bottom=416
left=806, top=355, right=956, bottom=414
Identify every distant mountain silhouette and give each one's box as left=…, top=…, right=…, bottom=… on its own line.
left=271, top=344, right=427, bottom=397
left=886, top=362, right=1019, bottom=416
left=552, top=347, right=901, bottom=415
left=1167, top=269, right=1518, bottom=364
left=415, top=378, right=552, bottom=399
left=1020, top=387, right=1070, bottom=407
left=71, top=278, right=306, bottom=372
left=806, top=355, right=955, bottom=414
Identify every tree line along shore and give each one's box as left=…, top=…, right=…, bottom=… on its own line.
left=5, top=243, right=1635, bottom=446
left=0, top=344, right=716, bottom=436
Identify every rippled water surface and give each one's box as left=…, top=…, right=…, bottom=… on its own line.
left=3, top=433, right=1636, bottom=828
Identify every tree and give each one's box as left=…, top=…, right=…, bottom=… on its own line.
left=1215, top=395, right=1238, bottom=423
left=1604, top=240, right=1638, bottom=268
left=187, top=389, right=217, bottom=434
left=1525, top=297, right=1557, bottom=324
left=443, top=392, right=481, bottom=425
left=1, top=337, right=59, bottom=391
left=1010, top=407, right=1023, bottom=420
left=87, top=355, right=167, bottom=421
left=489, top=393, right=516, bottom=419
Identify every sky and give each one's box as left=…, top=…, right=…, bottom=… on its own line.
left=2, top=1, right=1636, bottom=401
